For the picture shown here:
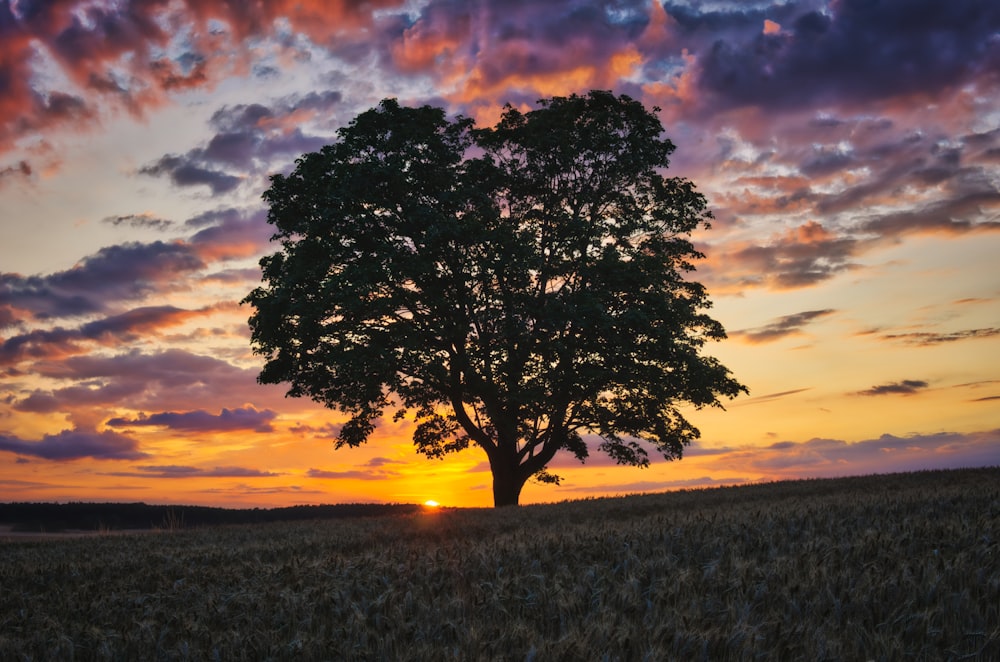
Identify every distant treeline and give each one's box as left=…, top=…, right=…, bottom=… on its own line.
left=0, top=501, right=422, bottom=533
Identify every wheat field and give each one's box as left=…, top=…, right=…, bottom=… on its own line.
left=1, top=467, right=997, bottom=660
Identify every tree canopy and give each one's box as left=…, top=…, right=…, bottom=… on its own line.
left=243, top=90, right=747, bottom=506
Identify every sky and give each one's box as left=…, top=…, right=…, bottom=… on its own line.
left=1, top=0, right=998, bottom=508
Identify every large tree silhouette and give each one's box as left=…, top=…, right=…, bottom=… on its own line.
left=244, top=91, right=746, bottom=506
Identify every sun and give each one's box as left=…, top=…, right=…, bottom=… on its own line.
left=423, top=500, right=440, bottom=508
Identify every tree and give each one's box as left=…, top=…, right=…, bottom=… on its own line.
left=243, top=90, right=747, bottom=507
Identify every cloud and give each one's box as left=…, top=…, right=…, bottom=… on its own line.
left=778, top=116, right=1000, bottom=227
left=686, top=0, right=1000, bottom=113
left=139, top=154, right=242, bottom=194
left=5, top=0, right=997, bottom=165
left=703, top=429, right=1000, bottom=479
left=699, top=112, right=1000, bottom=290
left=0, top=0, right=390, bottom=153
left=307, top=457, right=406, bottom=480
left=731, top=388, right=811, bottom=406
left=0, top=305, right=18, bottom=329
left=17, top=348, right=288, bottom=416
left=138, top=91, right=342, bottom=199
left=106, top=406, right=278, bottom=433
left=0, top=241, right=205, bottom=319
left=857, top=380, right=929, bottom=396
left=185, top=207, right=273, bottom=261
left=308, top=467, right=396, bottom=481
left=0, top=208, right=268, bottom=333
left=112, top=465, right=280, bottom=478
left=208, top=91, right=340, bottom=144
left=200, top=484, right=326, bottom=497
left=0, top=427, right=147, bottom=460
left=879, top=327, right=1000, bottom=346
left=858, top=190, right=1000, bottom=238
left=732, top=309, right=836, bottom=344
left=0, top=160, right=31, bottom=186
left=102, top=213, right=173, bottom=231
left=701, top=222, right=860, bottom=291
left=289, top=422, right=343, bottom=439
left=388, top=0, right=658, bottom=112
left=364, top=456, right=406, bottom=468
left=83, top=306, right=205, bottom=337
left=14, top=386, right=135, bottom=414
left=0, top=306, right=214, bottom=367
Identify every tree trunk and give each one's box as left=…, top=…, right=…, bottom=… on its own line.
left=489, top=446, right=526, bottom=507
left=491, top=469, right=524, bottom=507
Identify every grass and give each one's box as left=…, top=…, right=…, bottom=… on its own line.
left=1, top=467, right=997, bottom=660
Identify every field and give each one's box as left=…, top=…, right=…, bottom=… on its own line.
left=1, top=468, right=997, bottom=661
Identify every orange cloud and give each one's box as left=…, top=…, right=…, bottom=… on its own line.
left=391, top=12, right=471, bottom=75
left=640, top=0, right=674, bottom=49
left=787, top=220, right=836, bottom=244
left=640, top=49, right=700, bottom=122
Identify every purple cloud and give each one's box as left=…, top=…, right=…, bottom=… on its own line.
left=114, top=465, right=280, bottom=478
left=715, top=429, right=1000, bottom=477
left=0, top=427, right=147, bottom=460
left=858, top=191, right=1000, bottom=238
left=858, top=380, right=929, bottom=396
left=140, top=92, right=341, bottom=191
left=732, top=309, right=836, bottom=344
left=139, top=154, right=242, bottom=194
left=0, top=241, right=205, bottom=319
left=308, top=468, right=395, bottom=480
left=102, top=213, right=173, bottom=231
left=307, top=457, right=405, bottom=480
left=0, top=306, right=212, bottom=366
left=700, top=222, right=861, bottom=292
left=879, top=327, right=1000, bottom=346
left=107, top=406, right=277, bottom=433
left=186, top=207, right=273, bottom=261
left=364, top=456, right=406, bottom=468
left=289, top=422, right=343, bottom=439
left=686, top=0, right=1000, bottom=112
left=18, top=349, right=286, bottom=416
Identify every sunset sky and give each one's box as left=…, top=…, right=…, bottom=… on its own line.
left=2, top=0, right=998, bottom=508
